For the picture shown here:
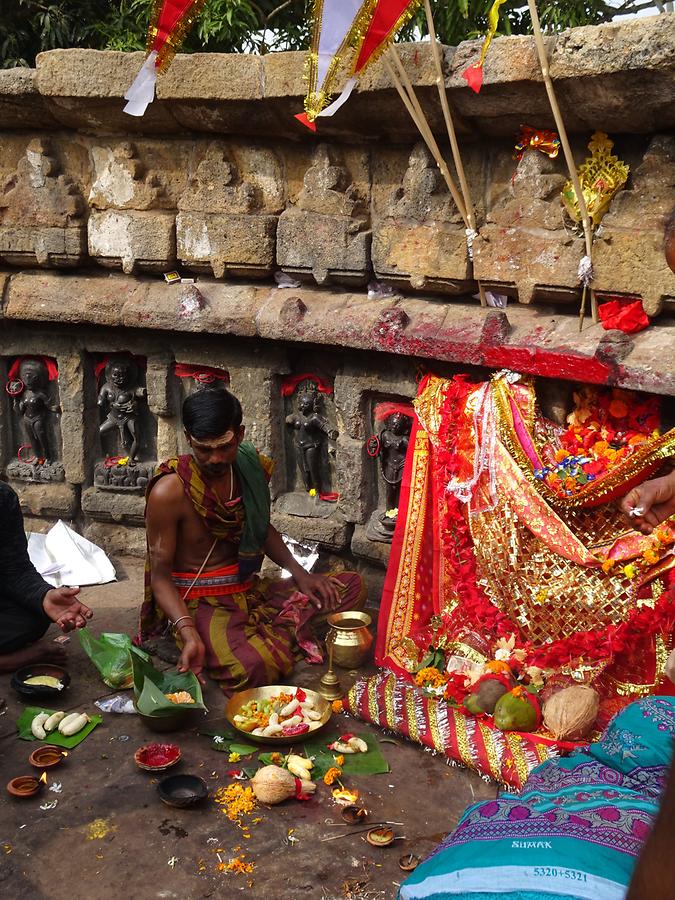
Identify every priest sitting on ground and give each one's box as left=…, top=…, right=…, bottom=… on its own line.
left=0, top=479, right=93, bottom=673
left=139, top=388, right=365, bottom=693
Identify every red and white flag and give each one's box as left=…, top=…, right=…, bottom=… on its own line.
left=124, top=0, right=207, bottom=117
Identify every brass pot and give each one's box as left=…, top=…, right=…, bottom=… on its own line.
left=327, top=611, right=373, bottom=669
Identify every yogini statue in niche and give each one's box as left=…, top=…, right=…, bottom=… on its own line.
left=12, top=358, right=60, bottom=462
left=285, top=387, right=338, bottom=495
left=366, top=405, right=413, bottom=543
left=379, top=411, right=412, bottom=513
left=98, top=358, right=147, bottom=461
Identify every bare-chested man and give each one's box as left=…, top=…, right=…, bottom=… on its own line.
left=139, top=388, right=365, bottom=692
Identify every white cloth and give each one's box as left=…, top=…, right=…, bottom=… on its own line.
left=27, top=521, right=116, bottom=587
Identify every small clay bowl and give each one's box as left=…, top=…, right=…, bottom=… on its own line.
left=341, top=804, right=368, bottom=825
left=135, top=743, right=181, bottom=772
left=366, top=826, right=395, bottom=848
left=7, top=775, right=43, bottom=798
left=399, top=853, right=420, bottom=872
left=11, top=664, right=70, bottom=699
left=29, top=745, right=67, bottom=770
left=157, top=774, right=208, bottom=808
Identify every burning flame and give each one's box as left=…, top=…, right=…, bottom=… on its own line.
left=39, top=772, right=48, bottom=784
left=331, top=788, right=360, bottom=805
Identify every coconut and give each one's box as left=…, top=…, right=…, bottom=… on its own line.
left=250, top=765, right=315, bottom=805
left=543, top=685, right=599, bottom=740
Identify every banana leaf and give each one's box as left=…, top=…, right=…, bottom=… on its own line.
left=303, top=732, right=389, bottom=777
left=17, top=706, right=102, bottom=748
left=131, top=645, right=206, bottom=715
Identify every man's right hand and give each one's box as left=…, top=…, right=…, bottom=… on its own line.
left=177, top=630, right=206, bottom=684
left=620, top=470, right=675, bottom=534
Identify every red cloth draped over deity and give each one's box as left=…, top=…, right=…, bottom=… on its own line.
left=376, top=372, right=675, bottom=708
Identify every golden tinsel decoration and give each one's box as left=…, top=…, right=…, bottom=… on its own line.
left=561, top=131, right=629, bottom=228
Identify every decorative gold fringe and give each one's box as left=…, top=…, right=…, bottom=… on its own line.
left=145, top=0, right=210, bottom=73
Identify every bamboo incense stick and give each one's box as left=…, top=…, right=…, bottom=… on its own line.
left=526, top=0, right=596, bottom=329
left=423, top=0, right=485, bottom=305
left=384, top=48, right=469, bottom=228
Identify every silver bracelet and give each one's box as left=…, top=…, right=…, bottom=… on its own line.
left=172, top=615, right=192, bottom=628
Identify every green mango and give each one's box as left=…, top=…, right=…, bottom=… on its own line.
left=493, top=690, right=539, bottom=732
left=464, top=679, right=509, bottom=715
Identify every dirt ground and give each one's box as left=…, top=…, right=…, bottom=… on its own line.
left=0, top=557, right=496, bottom=900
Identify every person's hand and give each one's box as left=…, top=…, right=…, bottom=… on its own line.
left=620, top=471, right=675, bottom=534
left=42, top=587, right=93, bottom=632
left=177, top=628, right=206, bottom=684
left=293, top=571, right=341, bottom=611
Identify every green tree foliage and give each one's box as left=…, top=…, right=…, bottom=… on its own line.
left=0, top=0, right=663, bottom=69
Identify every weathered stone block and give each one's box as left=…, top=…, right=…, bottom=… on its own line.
left=351, top=525, right=391, bottom=569
left=12, top=480, right=78, bottom=518
left=177, top=212, right=276, bottom=277
left=82, top=485, right=145, bottom=525
left=0, top=138, right=86, bottom=267
left=83, top=520, right=147, bottom=558
left=272, top=510, right=351, bottom=552
left=592, top=135, right=675, bottom=316
left=88, top=209, right=176, bottom=273
left=277, top=144, right=370, bottom=286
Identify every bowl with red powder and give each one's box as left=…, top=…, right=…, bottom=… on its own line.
left=134, top=743, right=181, bottom=772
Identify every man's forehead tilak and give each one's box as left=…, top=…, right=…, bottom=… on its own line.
left=189, top=430, right=236, bottom=448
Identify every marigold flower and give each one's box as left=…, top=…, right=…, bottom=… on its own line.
left=228, top=752, right=241, bottom=763
left=623, top=563, right=638, bottom=580
left=643, top=549, right=660, bottom=565
left=331, top=699, right=344, bottom=714
left=413, top=666, right=447, bottom=689
left=323, top=767, right=342, bottom=786
left=334, top=754, right=345, bottom=766
left=601, top=558, right=615, bottom=574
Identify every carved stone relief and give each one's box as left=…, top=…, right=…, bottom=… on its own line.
left=176, top=142, right=282, bottom=278
left=5, top=355, right=65, bottom=482
left=93, top=354, right=155, bottom=492
left=0, top=138, right=86, bottom=267
left=277, top=144, right=371, bottom=286
left=364, top=402, right=413, bottom=543
left=372, top=143, right=472, bottom=292
left=87, top=141, right=175, bottom=274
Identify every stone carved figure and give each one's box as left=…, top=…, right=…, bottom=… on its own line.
left=98, top=358, right=147, bottom=461
left=388, top=143, right=454, bottom=222
left=12, top=359, right=59, bottom=462
left=296, top=144, right=359, bottom=218
left=285, top=387, right=338, bottom=495
left=0, top=138, right=85, bottom=267
left=179, top=145, right=258, bottom=214
left=366, top=406, right=413, bottom=544
left=379, top=412, right=412, bottom=512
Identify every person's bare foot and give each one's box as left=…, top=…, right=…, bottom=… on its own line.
left=0, top=639, right=68, bottom=674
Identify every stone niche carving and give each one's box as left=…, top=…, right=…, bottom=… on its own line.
left=93, top=354, right=155, bottom=492
left=174, top=361, right=230, bottom=397
left=176, top=143, right=282, bottom=278
left=276, top=374, right=339, bottom=519
left=592, top=135, right=675, bottom=317
left=365, top=401, right=413, bottom=543
left=87, top=142, right=175, bottom=274
left=0, top=138, right=86, bottom=267
left=473, top=144, right=580, bottom=304
left=5, top=355, right=65, bottom=483
left=372, top=143, right=472, bottom=293
left=277, top=144, right=370, bottom=286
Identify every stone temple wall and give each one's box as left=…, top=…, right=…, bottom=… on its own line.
left=0, top=15, right=674, bottom=585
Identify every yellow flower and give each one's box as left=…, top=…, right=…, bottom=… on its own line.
left=117, top=456, right=129, bottom=466
left=413, top=667, right=447, bottom=689
left=334, top=754, right=345, bottom=766
left=601, top=558, right=615, bottom=574
left=309, top=488, right=317, bottom=497
left=323, top=767, right=342, bottom=786
left=331, top=699, right=343, bottom=714
left=623, top=563, right=638, bottom=580
left=385, top=508, right=398, bottom=518
left=228, top=752, right=241, bottom=763
left=643, top=549, right=660, bottom=565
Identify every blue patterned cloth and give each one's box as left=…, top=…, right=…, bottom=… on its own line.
left=399, top=697, right=675, bottom=900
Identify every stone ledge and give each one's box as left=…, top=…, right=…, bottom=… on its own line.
left=0, top=16, right=667, bottom=136
left=4, top=270, right=675, bottom=396
left=11, top=481, right=79, bottom=518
